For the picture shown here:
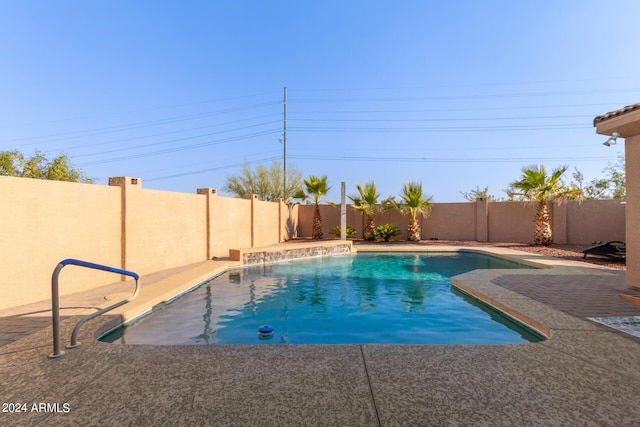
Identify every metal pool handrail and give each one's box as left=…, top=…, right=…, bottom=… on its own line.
left=49, top=258, right=140, bottom=359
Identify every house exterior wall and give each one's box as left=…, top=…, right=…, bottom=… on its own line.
left=595, top=106, right=640, bottom=289
left=625, top=135, right=640, bottom=288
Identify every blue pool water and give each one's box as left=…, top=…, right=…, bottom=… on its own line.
left=101, top=252, right=542, bottom=345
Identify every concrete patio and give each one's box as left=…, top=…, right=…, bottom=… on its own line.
left=1, top=245, right=639, bottom=426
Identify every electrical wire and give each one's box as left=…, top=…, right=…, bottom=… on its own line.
left=145, top=155, right=282, bottom=181
left=289, top=115, right=593, bottom=122
left=45, top=113, right=281, bottom=154
left=0, top=101, right=281, bottom=147
left=289, top=124, right=589, bottom=132
left=289, top=154, right=618, bottom=163
left=289, top=102, right=625, bottom=115
left=74, top=120, right=282, bottom=158
left=289, top=87, right=640, bottom=103
left=77, top=129, right=281, bottom=166
left=0, top=90, right=282, bottom=130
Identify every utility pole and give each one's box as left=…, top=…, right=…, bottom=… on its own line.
left=283, top=86, right=287, bottom=201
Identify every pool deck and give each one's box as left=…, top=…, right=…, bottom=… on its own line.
left=1, top=244, right=640, bottom=426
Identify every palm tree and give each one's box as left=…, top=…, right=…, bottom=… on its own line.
left=509, top=164, right=582, bottom=246
left=349, top=182, right=394, bottom=240
left=293, top=175, right=331, bottom=239
left=398, top=182, right=433, bottom=241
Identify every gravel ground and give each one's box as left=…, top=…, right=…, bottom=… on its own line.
left=350, top=239, right=627, bottom=270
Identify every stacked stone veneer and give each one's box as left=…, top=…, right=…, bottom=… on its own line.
left=232, top=242, right=352, bottom=266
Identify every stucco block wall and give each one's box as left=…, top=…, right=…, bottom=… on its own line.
left=318, top=205, right=341, bottom=238
left=297, top=200, right=624, bottom=245
left=376, top=209, right=411, bottom=240
left=297, top=205, right=333, bottom=238
left=487, top=202, right=537, bottom=243
left=2, top=178, right=290, bottom=310
left=209, top=196, right=252, bottom=258
left=565, top=200, right=625, bottom=244
left=124, top=185, right=207, bottom=275
left=281, top=203, right=298, bottom=240
left=427, top=203, right=476, bottom=241
left=296, top=204, right=313, bottom=237
left=346, top=207, right=365, bottom=237
left=0, top=176, right=121, bottom=309
left=253, top=199, right=280, bottom=247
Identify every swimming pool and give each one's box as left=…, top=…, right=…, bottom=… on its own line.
left=101, top=252, right=542, bottom=345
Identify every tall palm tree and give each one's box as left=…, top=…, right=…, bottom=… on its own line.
left=509, top=164, right=582, bottom=246
left=349, top=182, right=394, bottom=240
left=293, top=175, right=331, bottom=240
left=398, top=182, right=433, bottom=241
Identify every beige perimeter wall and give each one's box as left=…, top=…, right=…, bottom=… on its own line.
left=124, top=183, right=207, bottom=275
left=1, top=174, right=627, bottom=310
left=1, top=177, right=285, bottom=310
left=208, top=193, right=252, bottom=258
left=297, top=199, right=625, bottom=245
left=1, top=176, right=122, bottom=308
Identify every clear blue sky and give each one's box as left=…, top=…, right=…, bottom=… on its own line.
left=1, top=1, right=637, bottom=202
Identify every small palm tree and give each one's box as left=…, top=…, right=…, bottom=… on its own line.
left=293, top=175, right=331, bottom=239
left=398, top=182, right=433, bottom=241
left=349, top=182, right=394, bottom=240
left=374, top=223, right=402, bottom=242
left=330, top=226, right=357, bottom=238
left=509, top=164, right=582, bottom=246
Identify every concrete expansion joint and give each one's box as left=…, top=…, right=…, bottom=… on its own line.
left=359, top=345, right=382, bottom=427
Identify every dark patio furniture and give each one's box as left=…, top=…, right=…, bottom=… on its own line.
left=582, top=241, right=626, bottom=259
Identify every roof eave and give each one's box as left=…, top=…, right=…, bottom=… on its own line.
left=594, top=103, right=640, bottom=137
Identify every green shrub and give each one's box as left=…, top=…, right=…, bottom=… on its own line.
left=330, top=226, right=357, bottom=238
left=374, top=223, right=401, bottom=242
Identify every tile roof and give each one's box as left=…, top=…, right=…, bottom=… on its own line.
left=594, top=103, right=640, bottom=126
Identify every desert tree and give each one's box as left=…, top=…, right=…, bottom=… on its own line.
left=0, top=150, right=94, bottom=183
left=224, top=161, right=303, bottom=202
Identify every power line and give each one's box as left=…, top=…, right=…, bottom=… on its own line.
left=289, top=124, right=589, bottom=133
left=289, top=87, right=640, bottom=103
left=289, top=114, right=593, bottom=123
left=0, top=91, right=282, bottom=130
left=137, top=148, right=282, bottom=175
left=0, top=101, right=281, bottom=147
left=287, top=76, right=640, bottom=94
left=288, top=102, right=627, bottom=115
left=78, top=129, right=281, bottom=166
left=74, top=120, right=282, bottom=159
left=45, top=113, right=282, bottom=154
left=289, top=154, right=618, bottom=163
left=293, top=143, right=598, bottom=152
left=145, top=156, right=282, bottom=182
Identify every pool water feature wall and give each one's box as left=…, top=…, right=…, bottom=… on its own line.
left=230, top=241, right=352, bottom=265
left=101, top=252, right=543, bottom=345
